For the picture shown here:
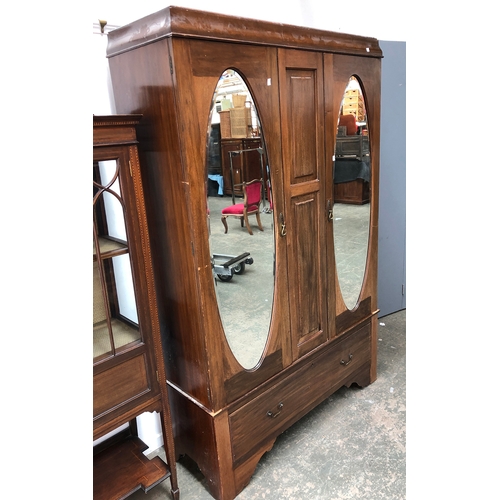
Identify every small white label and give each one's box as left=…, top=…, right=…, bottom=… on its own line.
left=267, top=78, right=272, bottom=86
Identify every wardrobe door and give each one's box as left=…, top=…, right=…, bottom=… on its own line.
left=278, top=48, right=328, bottom=360
left=169, top=37, right=292, bottom=403
left=327, top=54, right=380, bottom=382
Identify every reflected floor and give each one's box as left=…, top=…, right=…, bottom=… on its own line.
left=333, top=202, right=371, bottom=308
left=208, top=195, right=275, bottom=369
left=207, top=196, right=371, bottom=368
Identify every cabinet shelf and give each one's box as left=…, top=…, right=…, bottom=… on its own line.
left=93, top=318, right=140, bottom=359
left=93, top=236, right=128, bottom=261
left=93, top=434, right=171, bottom=500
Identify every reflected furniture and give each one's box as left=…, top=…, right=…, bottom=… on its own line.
left=338, top=113, right=358, bottom=135
left=93, top=115, right=179, bottom=500
left=334, top=113, right=370, bottom=204
left=333, top=158, right=371, bottom=205
left=335, top=134, right=369, bottom=159
left=342, top=87, right=365, bottom=121
left=208, top=124, right=222, bottom=175
left=107, top=8, right=381, bottom=500
left=221, top=178, right=264, bottom=235
left=334, top=142, right=371, bottom=205
left=220, top=138, right=265, bottom=198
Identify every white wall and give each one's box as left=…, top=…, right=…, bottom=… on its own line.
left=91, top=0, right=408, bottom=40
left=92, top=1, right=407, bottom=115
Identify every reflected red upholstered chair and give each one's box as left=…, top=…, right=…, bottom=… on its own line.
left=221, top=178, right=264, bottom=235
left=339, top=113, right=358, bottom=135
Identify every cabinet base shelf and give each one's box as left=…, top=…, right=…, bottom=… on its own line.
left=93, top=434, right=174, bottom=500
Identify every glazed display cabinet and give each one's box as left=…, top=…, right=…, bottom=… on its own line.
left=93, top=115, right=179, bottom=500
left=107, top=7, right=382, bottom=500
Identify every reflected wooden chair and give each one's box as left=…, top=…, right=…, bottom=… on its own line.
left=221, top=178, right=264, bottom=235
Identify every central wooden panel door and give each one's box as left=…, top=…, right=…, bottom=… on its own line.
left=278, top=48, right=328, bottom=360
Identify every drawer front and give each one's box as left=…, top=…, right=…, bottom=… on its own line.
left=337, top=137, right=361, bottom=155
left=343, top=104, right=363, bottom=114
left=242, top=138, right=261, bottom=150
left=344, top=95, right=361, bottom=105
left=229, top=324, right=370, bottom=464
left=93, top=353, right=151, bottom=419
left=336, top=136, right=369, bottom=157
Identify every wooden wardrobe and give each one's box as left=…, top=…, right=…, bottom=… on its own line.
left=107, top=7, right=382, bottom=500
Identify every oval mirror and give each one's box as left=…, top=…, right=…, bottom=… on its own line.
left=206, top=69, right=275, bottom=369
left=333, top=76, right=371, bottom=310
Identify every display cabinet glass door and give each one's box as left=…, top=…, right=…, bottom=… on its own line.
left=93, top=156, right=141, bottom=363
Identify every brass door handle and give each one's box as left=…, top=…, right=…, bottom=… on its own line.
left=267, top=402, right=284, bottom=418
left=279, top=213, right=287, bottom=237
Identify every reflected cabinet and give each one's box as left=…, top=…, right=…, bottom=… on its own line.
left=107, top=8, right=381, bottom=500
left=93, top=115, right=179, bottom=500
left=220, top=138, right=266, bottom=197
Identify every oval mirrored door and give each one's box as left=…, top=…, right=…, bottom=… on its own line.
left=333, top=76, right=371, bottom=310
left=206, top=69, right=275, bottom=369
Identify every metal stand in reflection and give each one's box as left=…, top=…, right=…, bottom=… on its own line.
left=212, top=252, right=254, bottom=282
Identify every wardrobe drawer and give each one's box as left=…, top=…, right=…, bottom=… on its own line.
left=229, top=323, right=370, bottom=464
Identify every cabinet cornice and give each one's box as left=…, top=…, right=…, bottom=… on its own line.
left=107, top=6, right=382, bottom=58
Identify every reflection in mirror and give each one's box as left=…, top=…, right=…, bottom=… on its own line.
left=333, top=76, right=371, bottom=310
left=206, top=70, right=275, bottom=369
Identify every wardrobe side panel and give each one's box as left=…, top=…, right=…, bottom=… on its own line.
left=108, top=40, right=212, bottom=407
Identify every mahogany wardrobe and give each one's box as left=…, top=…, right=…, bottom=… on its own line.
left=107, top=7, right=382, bottom=500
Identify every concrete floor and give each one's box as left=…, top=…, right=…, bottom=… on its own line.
left=129, top=308, right=406, bottom=500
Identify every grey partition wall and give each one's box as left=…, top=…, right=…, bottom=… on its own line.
left=378, top=41, right=406, bottom=317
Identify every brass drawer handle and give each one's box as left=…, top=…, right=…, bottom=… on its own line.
left=267, top=402, right=284, bottom=418
left=340, top=353, right=353, bottom=366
